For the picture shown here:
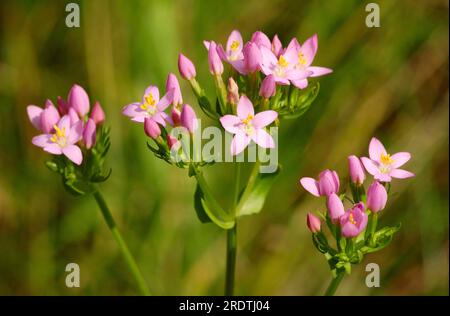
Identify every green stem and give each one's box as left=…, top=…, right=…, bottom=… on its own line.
left=324, top=272, right=345, bottom=296
left=225, top=163, right=241, bottom=296
left=93, top=191, right=150, bottom=296
left=369, top=213, right=378, bottom=246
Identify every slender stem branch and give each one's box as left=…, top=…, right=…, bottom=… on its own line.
left=225, top=163, right=241, bottom=296
left=369, top=213, right=378, bottom=246
left=324, top=272, right=345, bottom=296
left=93, top=191, right=150, bottom=296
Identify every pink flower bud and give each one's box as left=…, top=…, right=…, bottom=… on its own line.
left=208, top=41, right=224, bottom=75
left=326, top=193, right=345, bottom=224
left=306, top=213, right=321, bottom=233
left=165, top=73, right=183, bottom=106
left=243, top=42, right=261, bottom=73
left=227, top=77, right=239, bottom=105
left=259, top=74, right=276, bottom=99
left=318, top=169, right=340, bottom=196
left=171, top=107, right=182, bottom=126
left=251, top=31, right=271, bottom=49
left=144, top=118, right=161, bottom=139
left=271, top=34, right=283, bottom=57
left=348, top=155, right=365, bottom=185
left=90, top=101, right=105, bottom=125
left=340, top=203, right=368, bottom=238
left=180, top=104, right=198, bottom=133
left=167, top=134, right=179, bottom=150
left=40, top=100, right=60, bottom=134
left=366, top=181, right=388, bottom=213
left=68, top=84, right=90, bottom=117
left=178, top=53, right=196, bottom=80
left=83, top=118, right=96, bottom=149
left=57, top=96, right=68, bottom=115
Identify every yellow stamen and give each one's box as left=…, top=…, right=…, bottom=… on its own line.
left=278, top=55, right=289, bottom=68
left=349, top=213, right=357, bottom=225
left=380, top=153, right=393, bottom=165
left=141, top=93, right=156, bottom=110
left=51, top=125, right=66, bottom=145
left=242, top=114, right=253, bottom=125
left=298, top=52, right=307, bottom=65
left=230, top=40, right=240, bottom=51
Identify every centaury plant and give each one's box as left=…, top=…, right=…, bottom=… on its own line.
left=27, top=85, right=150, bottom=295
left=301, top=137, right=414, bottom=295
left=122, top=30, right=332, bottom=295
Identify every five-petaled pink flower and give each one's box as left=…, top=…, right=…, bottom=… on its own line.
left=122, top=86, right=173, bottom=126
left=361, top=137, right=414, bottom=182
left=31, top=116, right=84, bottom=165
left=340, top=202, right=368, bottom=238
left=205, top=30, right=244, bottom=69
left=220, top=95, right=277, bottom=155
left=285, top=34, right=333, bottom=89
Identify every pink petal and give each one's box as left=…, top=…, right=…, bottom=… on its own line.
left=122, top=103, right=142, bottom=118
left=142, top=86, right=160, bottom=104
left=43, top=144, right=63, bottom=155
left=229, top=59, right=247, bottom=75
left=220, top=115, right=241, bottom=134
left=57, top=115, right=71, bottom=131
left=390, top=169, right=415, bottom=179
left=131, top=114, right=148, bottom=123
left=217, top=44, right=228, bottom=61
left=308, top=66, right=333, bottom=77
left=203, top=40, right=210, bottom=50
left=299, top=177, right=320, bottom=197
left=69, top=120, right=84, bottom=144
left=374, top=173, right=392, bottom=182
left=300, top=34, right=318, bottom=66
left=251, top=128, right=275, bottom=148
left=285, top=37, right=301, bottom=53
left=230, top=132, right=251, bottom=156
left=27, top=105, right=43, bottom=130
left=32, top=134, right=52, bottom=148
left=286, top=69, right=312, bottom=81
left=157, top=89, right=174, bottom=111
left=152, top=112, right=167, bottom=127
left=260, top=46, right=278, bottom=68
left=252, top=110, right=278, bottom=128
left=62, top=145, right=83, bottom=165
left=282, top=44, right=299, bottom=65
left=361, top=157, right=380, bottom=176
left=226, top=30, right=243, bottom=53
left=291, top=79, right=309, bottom=89
left=368, top=137, right=387, bottom=161
left=390, top=152, right=411, bottom=168
left=237, top=95, right=254, bottom=120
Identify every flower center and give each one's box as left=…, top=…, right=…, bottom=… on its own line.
left=141, top=93, right=157, bottom=115
left=278, top=55, right=289, bottom=68
left=230, top=41, right=240, bottom=52
left=349, top=213, right=357, bottom=225
left=50, top=125, right=67, bottom=147
left=380, top=153, right=393, bottom=165
left=241, top=114, right=255, bottom=136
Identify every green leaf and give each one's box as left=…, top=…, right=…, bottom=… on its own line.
left=279, top=82, right=320, bottom=119
left=236, top=166, right=280, bottom=217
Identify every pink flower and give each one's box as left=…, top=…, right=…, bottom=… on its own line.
left=208, top=41, right=224, bottom=75
left=361, top=137, right=415, bottom=182
left=259, top=74, right=276, bottom=99
left=300, top=170, right=340, bottom=197
left=348, top=155, right=365, bottom=185
left=231, top=42, right=262, bottom=75
left=122, top=85, right=173, bottom=126
left=259, top=41, right=311, bottom=85
left=144, top=117, right=161, bottom=139
left=366, top=181, right=388, bottom=213
left=27, top=100, right=60, bottom=133
left=90, top=101, right=105, bottom=125
left=205, top=30, right=244, bottom=64
left=178, top=54, right=196, bottom=80
left=83, top=118, right=96, bottom=149
left=220, top=95, right=277, bottom=155
left=180, top=104, right=198, bottom=133
left=165, top=73, right=183, bottom=106
left=327, top=193, right=345, bottom=224
left=307, top=213, right=321, bottom=233
left=340, top=203, right=368, bottom=238
left=68, top=84, right=90, bottom=117
left=287, top=34, right=333, bottom=89
left=251, top=31, right=271, bottom=50
left=31, top=116, right=84, bottom=165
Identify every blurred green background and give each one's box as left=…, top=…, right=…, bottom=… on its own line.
left=0, top=0, right=448, bottom=295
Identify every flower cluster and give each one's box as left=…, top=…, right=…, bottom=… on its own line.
left=300, top=137, right=414, bottom=276
left=27, top=84, right=110, bottom=194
